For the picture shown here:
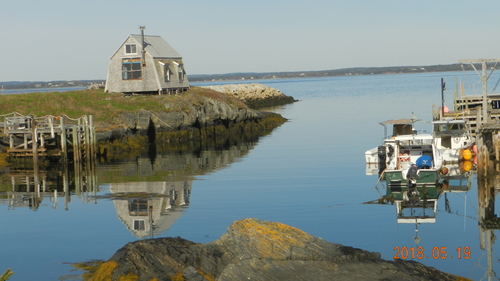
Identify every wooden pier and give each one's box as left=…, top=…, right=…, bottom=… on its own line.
left=0, top=113, right=96, bottom=165
left=433, top=59, right=500, bottom=138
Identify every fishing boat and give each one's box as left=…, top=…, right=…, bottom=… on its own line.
left=431, top=119, right=475, bottom=168
left=365, top=116, right=475, bottom=190
left=365, top=117, right=474, bottom=226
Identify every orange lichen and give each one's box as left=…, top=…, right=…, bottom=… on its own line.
left=169, top=271, right=184, bottom=281
left=117, top=273, right=139, bottom=281
left=230, top=218, right=312, bottom=259
left=196, top=268, right=215, bottom=281
left=88, top=260, right=118, bottom=281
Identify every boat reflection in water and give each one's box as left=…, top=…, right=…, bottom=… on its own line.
left=368, top=153, right=500, bottom=279
left=367, top=163, right=473, bottom=225
left=366, top=163, right=474, bottom=249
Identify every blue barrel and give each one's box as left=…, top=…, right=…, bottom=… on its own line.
left=416, top=155, right=432, bottom=169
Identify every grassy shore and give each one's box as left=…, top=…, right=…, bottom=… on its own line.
left=0, top=87, right=247, bottom=125
left=0, top=87, right=288, bottom=161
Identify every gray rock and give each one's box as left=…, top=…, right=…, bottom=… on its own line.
left=183, top=266, right=209, bottom=281
left=110, top=96, right=265, bottom=133
left=93, top=218, right=465, bottom=281
left=201, top=83, right=297, bottom=108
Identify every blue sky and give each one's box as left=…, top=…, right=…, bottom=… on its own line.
left=2, top=0, right=499, bottom=81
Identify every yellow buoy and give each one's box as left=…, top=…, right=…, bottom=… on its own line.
left=462, top=149, right=472, bottom=160
left=440, top=166, right=449, bottom=175
left=462, top=160, right=473, bottom=172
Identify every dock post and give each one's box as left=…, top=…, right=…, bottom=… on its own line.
left=72, top=125, right=82, bottom=194
left=61, top=116, right=67, bottom=163
left=72, top=126, right=77, bottom=163
left=31, top=117, right=38, bottom=168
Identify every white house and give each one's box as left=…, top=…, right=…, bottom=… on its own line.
left=105, top=28, right=189, bottom=94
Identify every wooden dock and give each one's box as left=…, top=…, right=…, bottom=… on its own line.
left=0, top=113, right=96, bottom=165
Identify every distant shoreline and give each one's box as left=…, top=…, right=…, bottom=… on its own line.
left=0, top=62, right=479, bottom=90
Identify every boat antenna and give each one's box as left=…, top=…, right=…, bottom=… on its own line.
left=410, top=112, right=418, bottom=123
left=414, top=222, right=420, bottom=245
left=441, top=78, right=446, bottom=118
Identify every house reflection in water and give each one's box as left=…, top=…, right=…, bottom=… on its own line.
left=110, top=181, right=191, bottom=238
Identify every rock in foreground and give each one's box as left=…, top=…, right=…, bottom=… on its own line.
left=89, top=218, right=467, bottom=281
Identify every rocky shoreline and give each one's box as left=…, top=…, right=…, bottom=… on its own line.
left=85, top=218, right=467, bottom=281
left=201, top=83, right=297, bottom=109
left=94, top=84, right=294, bottom=159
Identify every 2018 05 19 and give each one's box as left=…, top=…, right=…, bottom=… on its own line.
left=393, top=246, right=471, bottom=260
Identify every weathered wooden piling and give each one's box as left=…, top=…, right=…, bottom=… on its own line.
left=0, top=113, right=96, bottom=165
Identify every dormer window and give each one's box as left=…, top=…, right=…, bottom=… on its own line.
left=159, top=61, right=171, bottom=82
left=125, top=44, right=137, bottom=54
left=164, top=64, right=171, bottom=82
left=173, top=61, right=185, bottom=83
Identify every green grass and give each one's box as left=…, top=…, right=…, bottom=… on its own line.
left=0, top=87, right=248, bottom=124
left=0, top=269, right=13, bottom=281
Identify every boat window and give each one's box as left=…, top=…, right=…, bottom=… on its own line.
left=393, top=124, right=413, bottom=136
left=438, top=123, right=464, bottom=132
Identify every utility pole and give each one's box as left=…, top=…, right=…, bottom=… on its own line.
left=459, top=59, right=500, bottom=126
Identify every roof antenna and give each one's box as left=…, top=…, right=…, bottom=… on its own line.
left=140, top=25, right=146, bottom=67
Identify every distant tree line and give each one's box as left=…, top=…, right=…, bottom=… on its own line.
left=0, top=63, right=486, bottom=89
left=188, top=63, right=479, bottom=82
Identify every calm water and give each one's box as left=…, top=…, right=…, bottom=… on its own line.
left=0, top=87, right=86, bottom=95
left=1, top=72, right=499, bottom=280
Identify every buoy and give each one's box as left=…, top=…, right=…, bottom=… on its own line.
left=462, top=160, right=473, bottom=172
left=440, top=166, right=449, bottom=175
left=462, top=149, right=472, bottom=160
left=472, top=145, right=477, bottom=155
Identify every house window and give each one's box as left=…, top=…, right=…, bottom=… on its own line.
left=164, top=64, right=171, bottom=82
left=178, top=65, right=185, bottom=83
left=125, top=44, right=137, bottom=54
left=122, top=58, right=142, bottom=80
left=128, top=199, right=148, bottom=216
left=133, top=220, right=145, bottom=231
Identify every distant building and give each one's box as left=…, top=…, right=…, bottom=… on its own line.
left=105, top=27, right=189, bottom=94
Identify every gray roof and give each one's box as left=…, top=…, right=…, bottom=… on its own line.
left=130, top=34, right=182, bottom=59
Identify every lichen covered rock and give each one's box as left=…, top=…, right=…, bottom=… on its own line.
left=88, top=218, right=467, bottom=281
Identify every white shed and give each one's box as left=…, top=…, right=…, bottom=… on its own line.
left=105, top=28, right=189, bottom=94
